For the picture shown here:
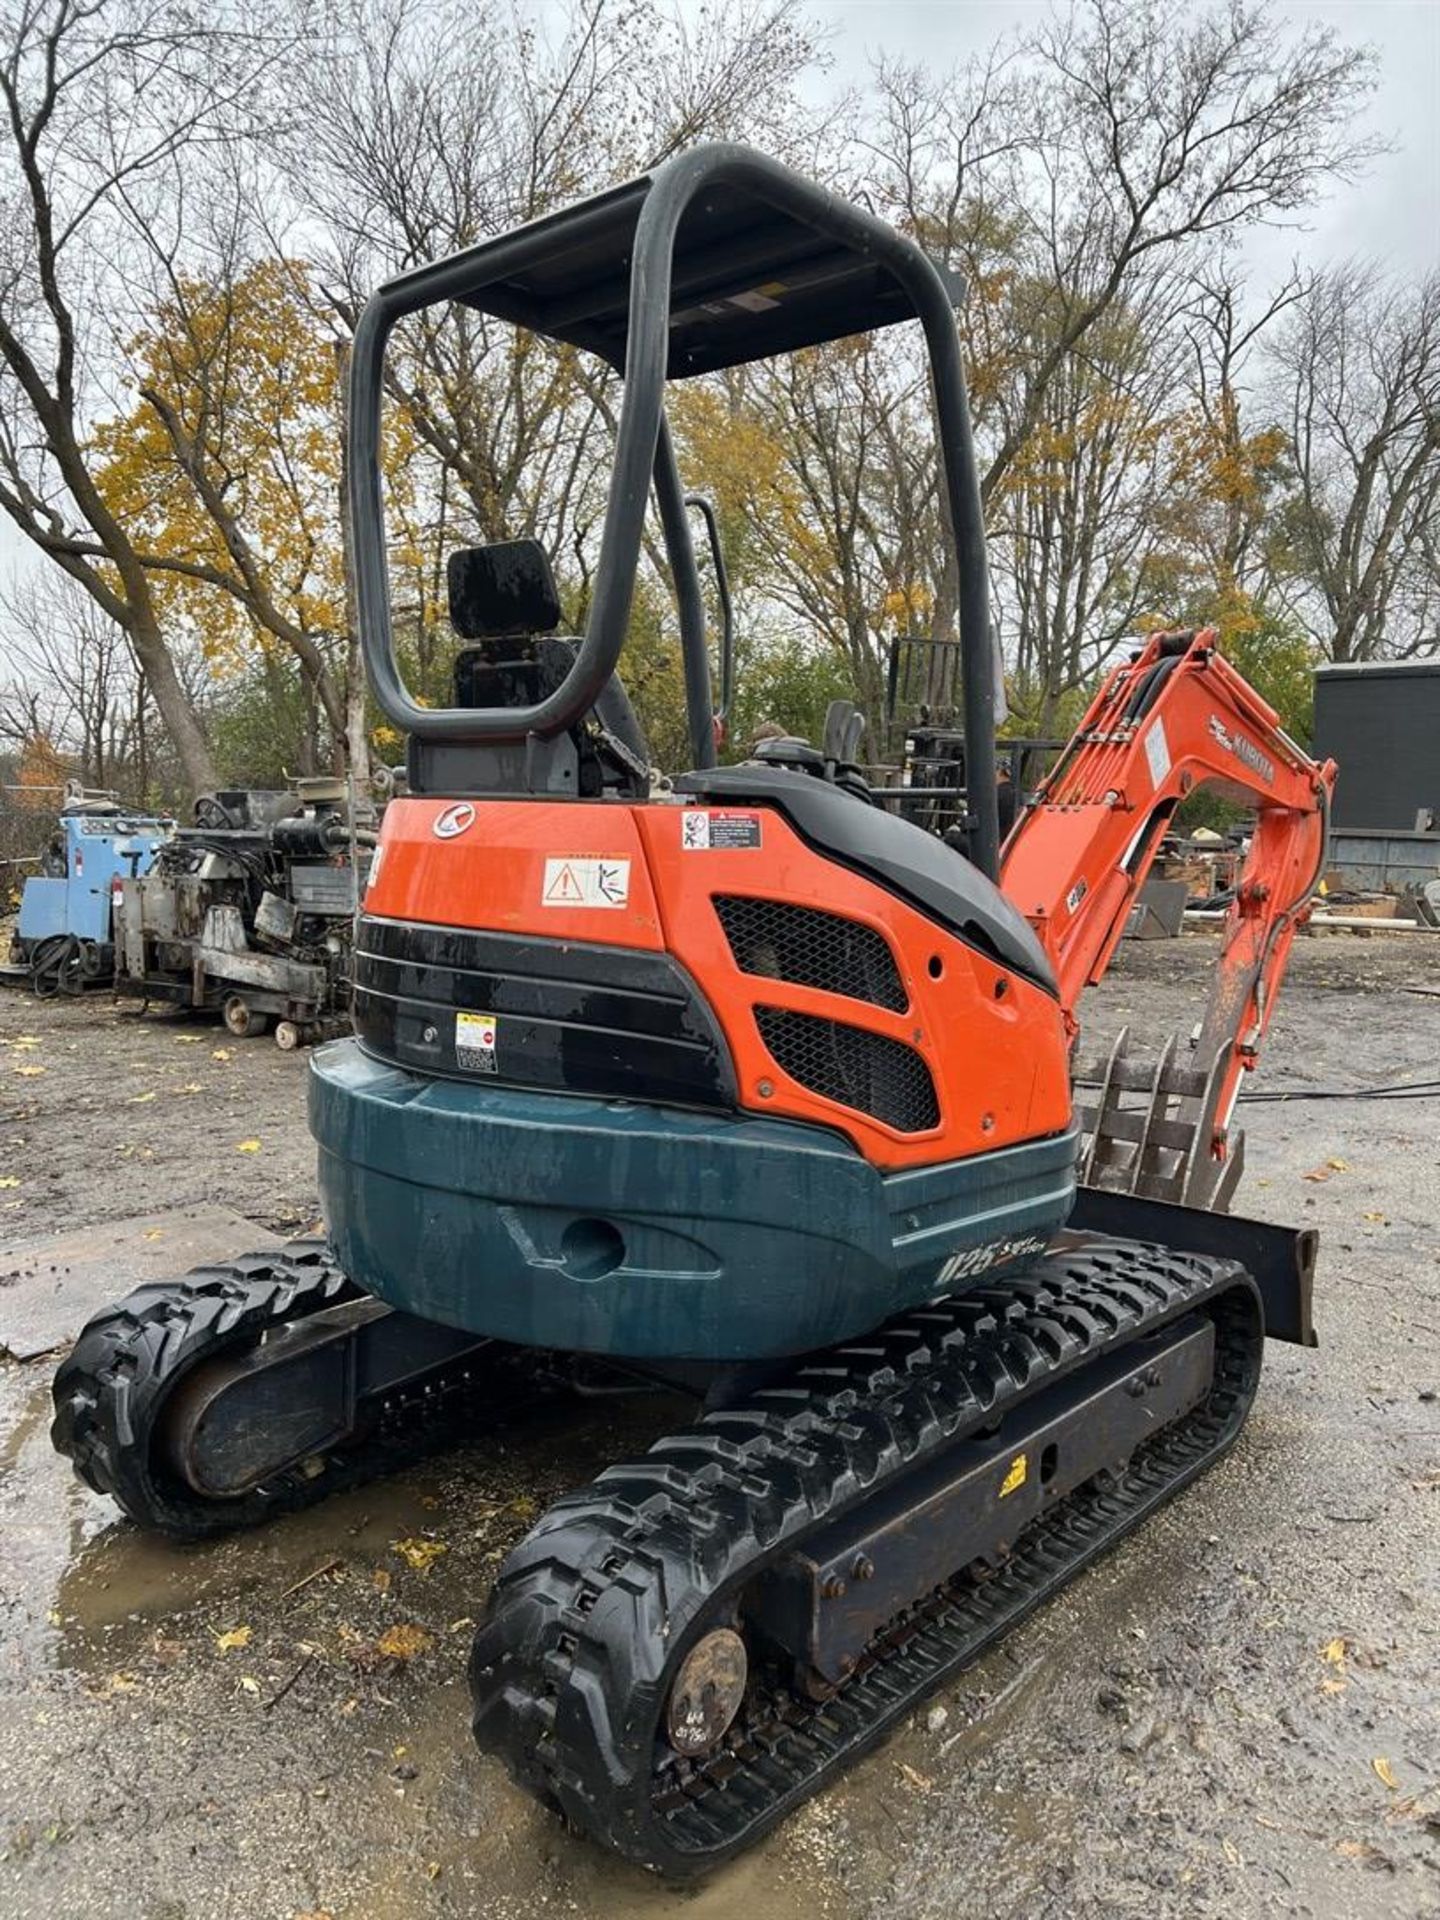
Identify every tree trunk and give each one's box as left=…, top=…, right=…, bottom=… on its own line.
left=127, top=609, right=215, bottom=796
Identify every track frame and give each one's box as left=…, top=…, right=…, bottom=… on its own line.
left=470, top=1238, right=1264, bottom=1877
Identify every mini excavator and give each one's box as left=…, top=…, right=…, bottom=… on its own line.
left=53, top=145, right=1334, bottom=1877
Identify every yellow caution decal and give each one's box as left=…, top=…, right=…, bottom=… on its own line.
left=999, top=1452, right=1027, bottom=1498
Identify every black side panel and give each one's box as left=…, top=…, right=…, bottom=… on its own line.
left=1313, top=662, right=1440, bottom=832
left=676, top=764, right=1057, bottom=995
left=353, top=918, right=735, bottom=1109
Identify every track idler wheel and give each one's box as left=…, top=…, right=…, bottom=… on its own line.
left=51, top=1245, right=363, bottom=1536
left=665, top=1627, right=748, bottom=1757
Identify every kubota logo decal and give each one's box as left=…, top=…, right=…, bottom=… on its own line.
left=1207, top=714, right=1275, bottom=785
left=433, top=802, right=476, bottom=839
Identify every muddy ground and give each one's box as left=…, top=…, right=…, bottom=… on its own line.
left=0, top=932, right=1437, bottom=1920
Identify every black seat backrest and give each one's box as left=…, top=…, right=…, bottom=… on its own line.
left=445, top=539, right=650, bottom=798
left=448, top=539, right=561, bottom=641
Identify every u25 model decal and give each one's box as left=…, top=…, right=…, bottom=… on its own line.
left=934, top=1231, right=1050, bottom=1290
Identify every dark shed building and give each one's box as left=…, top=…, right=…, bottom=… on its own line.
left=1312, top=660, right=1440, bottom=833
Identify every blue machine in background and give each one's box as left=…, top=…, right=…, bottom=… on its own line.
left=6, top=792, right=170, bottom=996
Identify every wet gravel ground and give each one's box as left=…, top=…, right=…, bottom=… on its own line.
left=0, top=934, right=1437, bottom=1920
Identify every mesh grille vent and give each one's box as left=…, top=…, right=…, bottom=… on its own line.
left=754, top=1006, right=939, bottom=1133
left=714, top=896, right=906, bottom=1012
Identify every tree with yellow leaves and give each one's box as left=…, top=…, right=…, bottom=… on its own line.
left=95, top=259, right=362, bottom=776
left=0, top=0, right=310, bottom=797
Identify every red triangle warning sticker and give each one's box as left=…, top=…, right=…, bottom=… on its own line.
left=541, top=855, right=630, bottom=908
left=544, top=861, right=585, bottom=904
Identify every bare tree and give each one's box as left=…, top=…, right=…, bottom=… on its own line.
left=0, top=572, right=150, bottom=791
left=1268, top=264, right=1440, bottom=659
left=0, top=0, right=295, bottom=795
left=282, top=0, right=825, bottom=614
left=991, top=279, right=1193, bottom=727
left=865, top=0, right=1380, bottom=500
left=1168, top=267, right=1311, bottom=605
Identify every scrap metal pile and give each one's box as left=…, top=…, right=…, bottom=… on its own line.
left=115, top=779, right=375, bottom=1047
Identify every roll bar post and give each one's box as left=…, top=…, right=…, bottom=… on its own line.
left=347, top=143, right=999, bottom=878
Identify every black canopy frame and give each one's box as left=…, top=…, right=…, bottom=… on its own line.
left=348, top=141, right=1001, bottom=878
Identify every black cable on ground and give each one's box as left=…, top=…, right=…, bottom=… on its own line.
left=1074, top=1074, right=1440, bottom=1104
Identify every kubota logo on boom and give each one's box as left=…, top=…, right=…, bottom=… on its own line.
left=433, top=802, right=476, bottom=839
left=1207, top=714, right=1275, bottom=785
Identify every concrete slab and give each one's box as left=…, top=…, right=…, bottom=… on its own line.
left=0, top=1206, right=282, bottom=1360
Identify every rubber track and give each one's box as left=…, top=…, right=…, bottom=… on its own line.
left=51, top=1241, right=508, bottom=1539
left=469, top=1239, right=1263, bottom=1877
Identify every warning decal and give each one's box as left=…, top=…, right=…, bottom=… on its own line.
left=541, top=857, right=630, bottom=909
left=1143, top=716, right=1171, bottom=790
left=455, top=1010, right=497, bottom=1073
left=680, top=810, right=762, bottom=851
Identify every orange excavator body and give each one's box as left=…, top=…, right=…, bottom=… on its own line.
left=366, top=626, right=1330, bottom=1195
left=366, top=793, right=1074, bottom=1174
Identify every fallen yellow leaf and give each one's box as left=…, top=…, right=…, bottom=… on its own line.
left=239, top=1675, right=261, bottom=1695
left=176, top=1082, right=203, bottom=1094
left=0, top=1177, right=19, bottom=1190
left=372, top=1567, right=392, bottom=1595
left=1335, top=1839, right=1384, bottom=1862
left=236, top=1139, right=262, bottom=1154
left=394, top=1537, right=446, bottom=1573
left=1320, top=1637, right=1348, bottom=1667
left=212, top=1048, right=232, bottom=1062
left=129, top=1091, right=156, bottom=1104
left=1327, top=1157, right=1349, bottom=1172
left=1372, top=1756, right=1398, bottom=1791
left=214, top=1625, right=252, bottom=1654
left=12, top=1064, right=45, bottom=1077
left=376, top=1622, right=431, bottom=1661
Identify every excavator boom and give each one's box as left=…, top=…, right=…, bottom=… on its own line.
left=1001, top=628, right=1335, bottom=1196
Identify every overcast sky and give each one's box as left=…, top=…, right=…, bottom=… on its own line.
left=815, top=0, right=1440, bottom=274
left=1, top=0, right=1436, bottom=595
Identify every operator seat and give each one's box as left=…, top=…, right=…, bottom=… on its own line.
left=448, top=539, right=650, bottom=796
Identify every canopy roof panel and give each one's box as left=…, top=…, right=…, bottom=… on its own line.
left=433, top=173, right=958, bottom=377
